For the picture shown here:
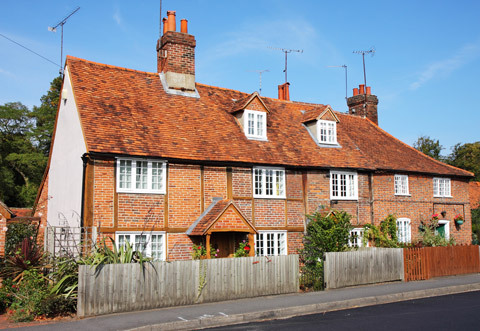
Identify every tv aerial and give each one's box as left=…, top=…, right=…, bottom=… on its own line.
left=247, top=69, right=269, bottom=95
left=268, top=47, right=303, bottom=84
left=327, top=65, right=348, bottom=100
left=48, top=6, right=80, bottom=75
left=353, top=47, right=375, bottom=89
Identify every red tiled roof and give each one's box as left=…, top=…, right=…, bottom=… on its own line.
left=470, top=182, right=480, bottom=209
left=187, top=199, right=255, bottom=235
left=9, top=208, right=32, bottom=217
left=66, top=56, right=473, bottom=177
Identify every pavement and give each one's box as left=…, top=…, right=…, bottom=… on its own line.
left=7, top=273, right=480, bottom=331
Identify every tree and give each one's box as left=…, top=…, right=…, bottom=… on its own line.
left=447, top=142, right=480, bottom=181
left=413, top=135, right=444, bottom=161
left=0, top=76, right=61, bottom=207
left=0, top=102, right=46, bottom=206
left=30, top=75, right=62, bottom=156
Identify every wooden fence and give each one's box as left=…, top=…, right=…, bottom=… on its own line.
left=404, top=245, right=480, bottom=281
left=324, top=248, right=404, bottom=289
left=77, top=255, right=299, bottom=317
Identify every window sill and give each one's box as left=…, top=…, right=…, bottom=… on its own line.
left=433, top=195, right=453, bottom=198
left=330, top=198, right=358, bottom=201
left=246, top=136, right=268, bottom=141
left=254, top=196, right=286, bottom=200
left=117, top=190, right=166, bottom=195
left=394, top=194, right=411, bottom=197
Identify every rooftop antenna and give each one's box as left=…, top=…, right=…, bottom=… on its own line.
left=353, top=47, right=375, bottom=89
left=159, top=0, right=162, bottom=38
left=247, top=69, right=269, bottom=95
left=327, top=65, right=348, bottom=100
left=268, top=47, right=303, bottom=84
left=48, top=6, right=80, bottom=76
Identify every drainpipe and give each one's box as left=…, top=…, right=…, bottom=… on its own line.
left=369, top=172, right=375, bottom=224
left=80, top=153, right=89, bottom=228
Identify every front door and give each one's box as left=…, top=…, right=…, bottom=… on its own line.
left=210, top=233, right=248, bottom=258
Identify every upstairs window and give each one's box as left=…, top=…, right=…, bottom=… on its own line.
left=253, top=167, right=285, bottom=198
left=317, top=120, right=337, bottom=144
left=330, top=171, right=358, bottom=200
left=394, top=174, right=409, bottom=196
left=244, top=110, right=266, bottom=140
left=396, top=218, right=411, bottom=243
left=117, top=158, right=166, bottom=194
left=433, top=178, right=451, bottom=197
left=255, top=231, right=287, bottom=256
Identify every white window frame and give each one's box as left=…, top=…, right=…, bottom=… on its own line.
left=330, top=170, right=358, bottom=200
left=394, top=174, right=409, bottom=196
left=116, top=158, right=167, bottom=194
left=244, top=109, right=267, bottom=140
left=317, top=120, right=337, bottom=145
left=396, top=218, right=411, bottom=243
left=255, top=231, right=287, bottom=256
left=253, top=167, right=286, bottom=199
left=348, top=228, right=365, bottom=248
left=115, top=231, right=166, bottom=261
left=433, top=177, right=451, bottom=197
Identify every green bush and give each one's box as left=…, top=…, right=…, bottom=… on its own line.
left=363, top=214, right=400, bottom=248
left=5, top=222, right=38, bottom=257
left=300, top=209, right=352, bottom=290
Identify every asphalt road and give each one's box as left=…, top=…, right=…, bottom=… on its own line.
left=209, top=291, right=480, bottom=331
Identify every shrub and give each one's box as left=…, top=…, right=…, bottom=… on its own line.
left=5, top=221, right=38, bottom=257
left=363, top=214, right=400, bottom=248
left=300, top=209, right=352, bottom=290
left=233, top=240, right=251, bottom=257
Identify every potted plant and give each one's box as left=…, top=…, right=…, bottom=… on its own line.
left=454, top=214, right=464, bottom=225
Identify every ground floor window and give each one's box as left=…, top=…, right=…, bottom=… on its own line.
left=396, top=218, right=411, bottom=243
left=115, top=232, right=166, bottom=261
left=349, top=228, right=365, bottom=247
left=255, top=231, right=287, bottom=256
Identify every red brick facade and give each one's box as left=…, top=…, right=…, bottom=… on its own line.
left=83, top=158, right=472, bottom=261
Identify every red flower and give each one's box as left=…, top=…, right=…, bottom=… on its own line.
left=198, top=246, right=202, bottom=250
left=432, top=213, right=439, bottom=218
left=244, top=246, right=250, bottom=251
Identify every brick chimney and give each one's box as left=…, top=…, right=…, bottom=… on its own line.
left=157, top=11, right=196, bottom=91
left=347, top=84, right=379, bottom=125
left=278, top=82, right=290, bottom=101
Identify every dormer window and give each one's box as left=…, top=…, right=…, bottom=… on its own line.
left=244, top=110, right=266, bottom=140
left=318, top=120, right=337, bottom=144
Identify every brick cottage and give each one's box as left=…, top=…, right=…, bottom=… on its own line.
left=33, top=11, right=473, bottom=260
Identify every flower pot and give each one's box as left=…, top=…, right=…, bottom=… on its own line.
left=455, top=220, right=464, bottom=225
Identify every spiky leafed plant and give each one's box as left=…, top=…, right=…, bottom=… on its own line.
left=1, top=237, right=46, bottom=282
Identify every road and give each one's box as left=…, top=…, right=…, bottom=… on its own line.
left=208, top=291, right=480, bottom=331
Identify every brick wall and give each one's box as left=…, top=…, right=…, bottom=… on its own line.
left=0, top=215, right=6, bottom=257
left=33, top=173, right=50, bottom=244
left=88, top=158, right=473, bottom=260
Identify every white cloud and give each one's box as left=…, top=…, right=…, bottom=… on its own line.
left=410, top=41, right=480, bottom=90
left=0, top=67, right=16, bottom=78
left=113, top=7, right=123, bottom=26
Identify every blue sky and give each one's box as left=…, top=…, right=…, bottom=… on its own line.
left=1, top=0, right=479, bottom=155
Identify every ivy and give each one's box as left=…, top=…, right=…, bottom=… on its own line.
left=363, top=214, right=399, bottom=248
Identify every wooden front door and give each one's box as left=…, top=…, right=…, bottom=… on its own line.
left=210, top=233, right=247, bottom=258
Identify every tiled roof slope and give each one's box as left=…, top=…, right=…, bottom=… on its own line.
left=470, top=182, right=480, bottom=209
left=67, top=56, right=472, bottom=177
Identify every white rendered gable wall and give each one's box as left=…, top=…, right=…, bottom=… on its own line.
left=47, top=66, right=87, bottom=227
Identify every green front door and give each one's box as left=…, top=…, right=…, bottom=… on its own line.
left=436, top=223, right=446, bottom=238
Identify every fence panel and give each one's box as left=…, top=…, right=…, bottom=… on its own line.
left=324, top=248, right=404, bottom=289
left=404, top=245, right=480, bottom=281
left=77, top=255, right=299, bottom=317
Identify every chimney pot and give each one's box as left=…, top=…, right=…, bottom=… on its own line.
left=163, top=17, right=168, bottom=34
left=180, top=19, right=188, bottom=33
left=278, top=82, right=290, bottom=101
left=353, top=88, right=359, bottom=96
left=167, top=11, right=176, bottom=32
left=359, top=84, right=365, bottom=94
left=366, top=86, right=371, bottom=95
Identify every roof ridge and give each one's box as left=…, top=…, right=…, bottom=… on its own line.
left=66, top=55, right=158, bottom=76
left=362, top=117, right=474, bottom=177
